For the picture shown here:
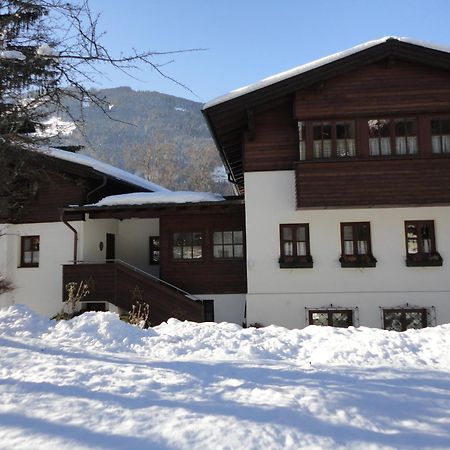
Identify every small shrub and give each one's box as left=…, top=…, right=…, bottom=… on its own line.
left=127, top=301, right=150, bottom=329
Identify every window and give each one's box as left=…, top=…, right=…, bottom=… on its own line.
left=279, top=224, right=312, bottom=268
left=405, top=220, right=442, bottom=266
left=368, top=119, right=391, bottom=156
left=213, top=231, right=243, bottom=259
left=368, top=118, right=417, bottom=156
left=298, top=121, right=306, bottom=161
left=394, top=118, right=417, bottom=155
left=336, top=121, right=356, bottom=157
left=309, top=309, right=353, bottom=327
left=383, top=308, right=427, bottom=331
left=149, top=236, right=160, bottom=265
left=312, top=121, right=356, bottom=159
left=340, top=222, right=376, bottom=267
left=173, top=232, right=203, bottom=260
left=431, top=117, right=450, bottom=154
left=20, top=236, right=40, bottom=267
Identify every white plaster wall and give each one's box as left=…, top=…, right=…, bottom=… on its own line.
left=117, top=218, right=160, bottom=276
left=82, top=217, right=118, bottom=263
left=194, top=293, right=246, bottom=325
left=245, top=170, right=450, bottom=328
left=0, top=221, right=84, bottom=316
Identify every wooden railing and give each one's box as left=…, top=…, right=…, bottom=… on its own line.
left=62, top=261, right=204, bottom=325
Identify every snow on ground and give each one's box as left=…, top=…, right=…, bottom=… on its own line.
left=93, top=191, right=225, bottom=207
left=1, top=305, right=450, bottom=450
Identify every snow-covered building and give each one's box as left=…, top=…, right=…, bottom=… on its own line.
left=0, top=147, right=246, bottom=324
left=202, top=36, right=450, bottom=330
left=2, top=37, right=450, bottom=330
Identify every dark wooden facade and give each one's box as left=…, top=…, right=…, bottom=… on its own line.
left=2, top=152, right=150, bottom=224
left=64, top=201, right=248, bottom=296
left=159, top=208, right=247, bottom=295
left=295, top=157, right=450, bottom=208
left=63, top=262, right=204, bottom=325
left=203, top=39, right=450, bottom=193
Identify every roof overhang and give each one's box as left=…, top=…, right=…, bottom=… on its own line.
left=202, top=37, right=450, bottom=191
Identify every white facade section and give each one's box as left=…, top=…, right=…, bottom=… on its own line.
left=244, top=170, right=450, bottom=329
left=0, top=221, right=84, bottom=316
left=194, top=293, right=246, bottom=324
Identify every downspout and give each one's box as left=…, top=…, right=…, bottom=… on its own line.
left=60, top=209, right=78, bottom=264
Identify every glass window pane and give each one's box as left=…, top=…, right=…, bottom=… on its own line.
left=234, top=231, right=243, bottom=244
left=234, top=245, right=243, bottom=258
left=431, top=119, right=441, bottom=135
left=182, top=246, right=192, bottom=259
left=284, top=242, right=294, bottom=256
left=395, top=119, right=406, bottom=137
left=384, top=312, right=403, bottom=331
left=192, top=246, right=202, bottom=259
left=405, top=311, right=425, bottom=329
left=24, top=251, right=32, bottom=263
left=332, top=312, right=351, bottom=328
left=173, top=246, right=182, bottom=259
left=311, top=312, right=329, bottom=326
left=223, top=231, right=233, bottom=244
left=192, top=233, right=202, bottom=245
left=442, top=119, right=450, bottom=134
left=343, top=225, right=353, bottom=240
left=213, top=232, right=222, bottom=245
left=407, top=239, right=418, bottom=254
left=296, top=241, right=307, bottom=256
left=296, top=226, right=306, bottom=242
left=283, top=227, right=293, bottom=240
left=357, top=240, right=368, bottom=255
left=213, top=246, right=223, bottom=258
left=24, top=239, right=31, bottom=251
left=344, top=241, right=354, bottom=255
left=223, top=245, right=233, bottom=258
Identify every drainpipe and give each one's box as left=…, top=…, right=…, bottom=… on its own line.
left=60, top=209, right=78, bottom=264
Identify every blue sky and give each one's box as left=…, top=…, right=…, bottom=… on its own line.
left=88, top=0, right=450, bottom=103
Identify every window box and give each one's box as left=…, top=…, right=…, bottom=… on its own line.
left=406, top=252, right=443, bottom=267
left=279, top=255, right=313, bottom=269
left=339, top=254, right=377, bottom=268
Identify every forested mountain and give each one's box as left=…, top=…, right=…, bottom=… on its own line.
left=53, top=87, right=233, bottom=194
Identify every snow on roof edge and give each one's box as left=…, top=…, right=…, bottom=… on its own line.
left=32, top=146, right=170, bottom=193
left=203, top=36, right=450, bottom=110
left=89, top=191, right=225, bottom=207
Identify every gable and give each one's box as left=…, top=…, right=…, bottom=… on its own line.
left=203, top=38, right=450, bottom=191
left=295, top=59, right=450, bottom=119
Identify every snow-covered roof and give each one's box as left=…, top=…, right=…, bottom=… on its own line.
left=33, top=146, right=169, bottom=193
left=203, top=36, right=450, bottom=109
left=92, top=191, right=225, bottom=207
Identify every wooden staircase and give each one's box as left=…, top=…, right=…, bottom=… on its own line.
left=62, top=260, right=204, bottom=325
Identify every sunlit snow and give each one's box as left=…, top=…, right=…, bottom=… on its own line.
left=93, top=191, right=225, bottom=207
left=1, top=305, right=449, bottom=449
left=35, top=116, right=76, bottom=138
